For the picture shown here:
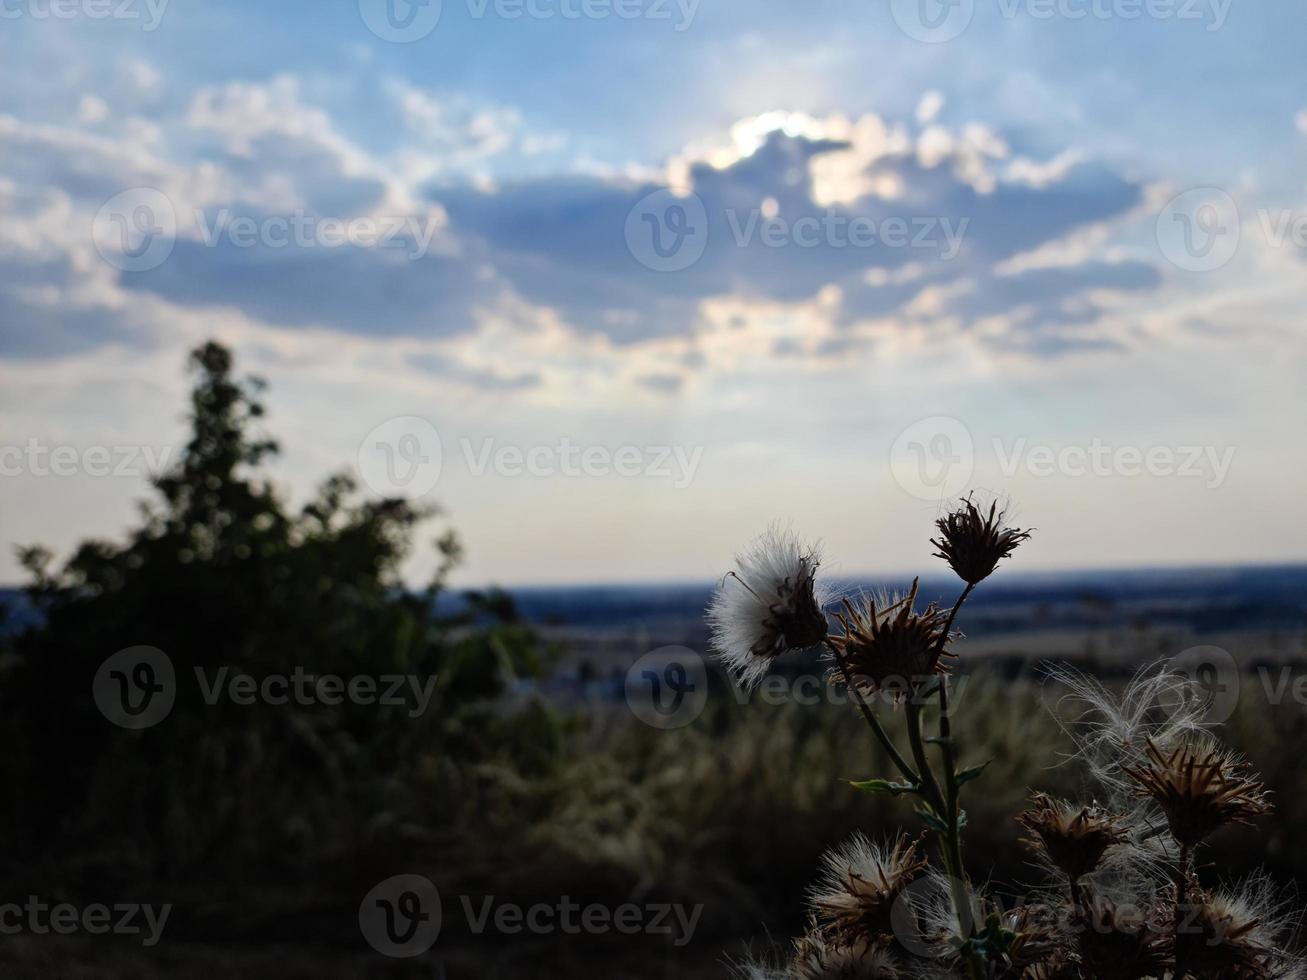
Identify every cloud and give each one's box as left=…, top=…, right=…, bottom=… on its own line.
left=0, top=68, right=1160, bottom=379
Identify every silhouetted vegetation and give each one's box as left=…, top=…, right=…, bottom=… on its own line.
left=3, top=344, right=1305, bottom=979
left=1, top=342, right=561, bottom=887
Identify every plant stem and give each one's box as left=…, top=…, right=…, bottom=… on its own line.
left=1170, top=842, right=1193, bottom=974
left=933, top=582, right=982, bottom=975
left=826, top=639, right=919, bottom=787
left=906, top=701, right=945, bottom=812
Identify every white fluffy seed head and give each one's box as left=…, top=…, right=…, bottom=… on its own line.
left=1043, top=661, right=1213, bottom=808
left=708, top=526, right=831, bottom=690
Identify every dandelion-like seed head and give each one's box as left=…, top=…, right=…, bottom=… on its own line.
left=808, top=833, right=927, bottom=948
left=1075, top=894, right=1171, bottom=980
left=708, top=527, right=830, bottom=690
left=1124, top=736, right=1272, bottom=850
left=1017, top=791, right=1128, bottom=884
left=791, top=933, right=900, bottom=979
left=931, top=494, right=1032, bottom=586
left=830, top=579, right=953, bottom=703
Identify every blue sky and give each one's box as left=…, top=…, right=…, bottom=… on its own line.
left=1, top=0, right=1305, bottom=585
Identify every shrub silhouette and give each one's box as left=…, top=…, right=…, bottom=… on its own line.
left=1, top=341, right=556, bottom=880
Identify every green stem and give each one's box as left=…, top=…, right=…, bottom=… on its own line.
left=907, top=701, right=983, bottom=977
left=1171, top=843, right=1193, bottom=975
left=934, top=582, right=982, bottom=974
left=905, top=701, right=944, bottom=811
left=826, top=639, right=919, bottom=788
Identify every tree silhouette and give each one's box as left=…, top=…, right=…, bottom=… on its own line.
left=2, top=341, right=555, bottom=877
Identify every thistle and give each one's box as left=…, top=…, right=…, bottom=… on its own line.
left=1075, top=895, right=1171, bottom=980
left=808, top=833, right=928, bottom=947
left=1173, top=887, right=1276, bottom=979
left=931, top=495, right=1032, bottom=586
left=1016, top=792, right=1127, bottom=886
left=791, top=933, right=901, bottom=979
left=711, top=504, right=1301, bottom=980
left=829, top=579, right=953, bottom=703
left=708, top=527, right=830, bottom=689
left=1123, top=737, right=1272, bottom=850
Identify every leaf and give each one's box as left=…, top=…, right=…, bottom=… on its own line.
left=850, top=777, right=918, bottom=797
left=915, top=803, right=949, bottom=833
left=955, top=761, right=991, bottom=787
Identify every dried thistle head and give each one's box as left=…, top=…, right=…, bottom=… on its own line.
left=998, top=904, right=1071, bottom=975
left=708, top=527, right=830, bottom=689
left=1017, top=792, right=1128, bottom=884
left=1174, top=887, right=1274, bottom=979
left=830, top=579, right=953, bottom=703
left=791, top=933, right=900, bottom=979
left=1173, top=875, right=1302, bottom=980
left=808, top=833, right=928, bottom=948
left=1075, top=894, right=1171, bottom=980
left=931, top=494, right=1032, bottom=586
left=1018, top=952, right=1080, bottom=980
left=1124, top=737, right=1272, bottom=850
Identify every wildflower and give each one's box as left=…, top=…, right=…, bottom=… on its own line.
left=830, top=579, right=953, bottom=702
left=708, top=527, right=830, bottom=689
left=1044, top=663, right=1214, bottom=808
left=1174, top=887, right=1277, bottom=979
left=808, top=833, right=927, bottom=947
left=931, top=495, right=1032, bottom=586
left=1017, top=792, right=1127, bottom=885
left=998, top=904, right=1072, bottom=976
left=1019, top=952, right=1080, bottom=980
left=1123, top=737, right=1272, bottom=849
left=791, top=933, right=900, bottom=979
left=1075, top=895, right=1171, bottom=980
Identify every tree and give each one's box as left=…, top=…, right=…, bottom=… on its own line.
left=2, top=341, right=556, bottom=876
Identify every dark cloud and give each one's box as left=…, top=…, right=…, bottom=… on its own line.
left=6, top=116, right=1160, bottom=363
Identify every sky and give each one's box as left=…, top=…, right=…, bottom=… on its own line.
left=1, top=0, right=1306, bottom=586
